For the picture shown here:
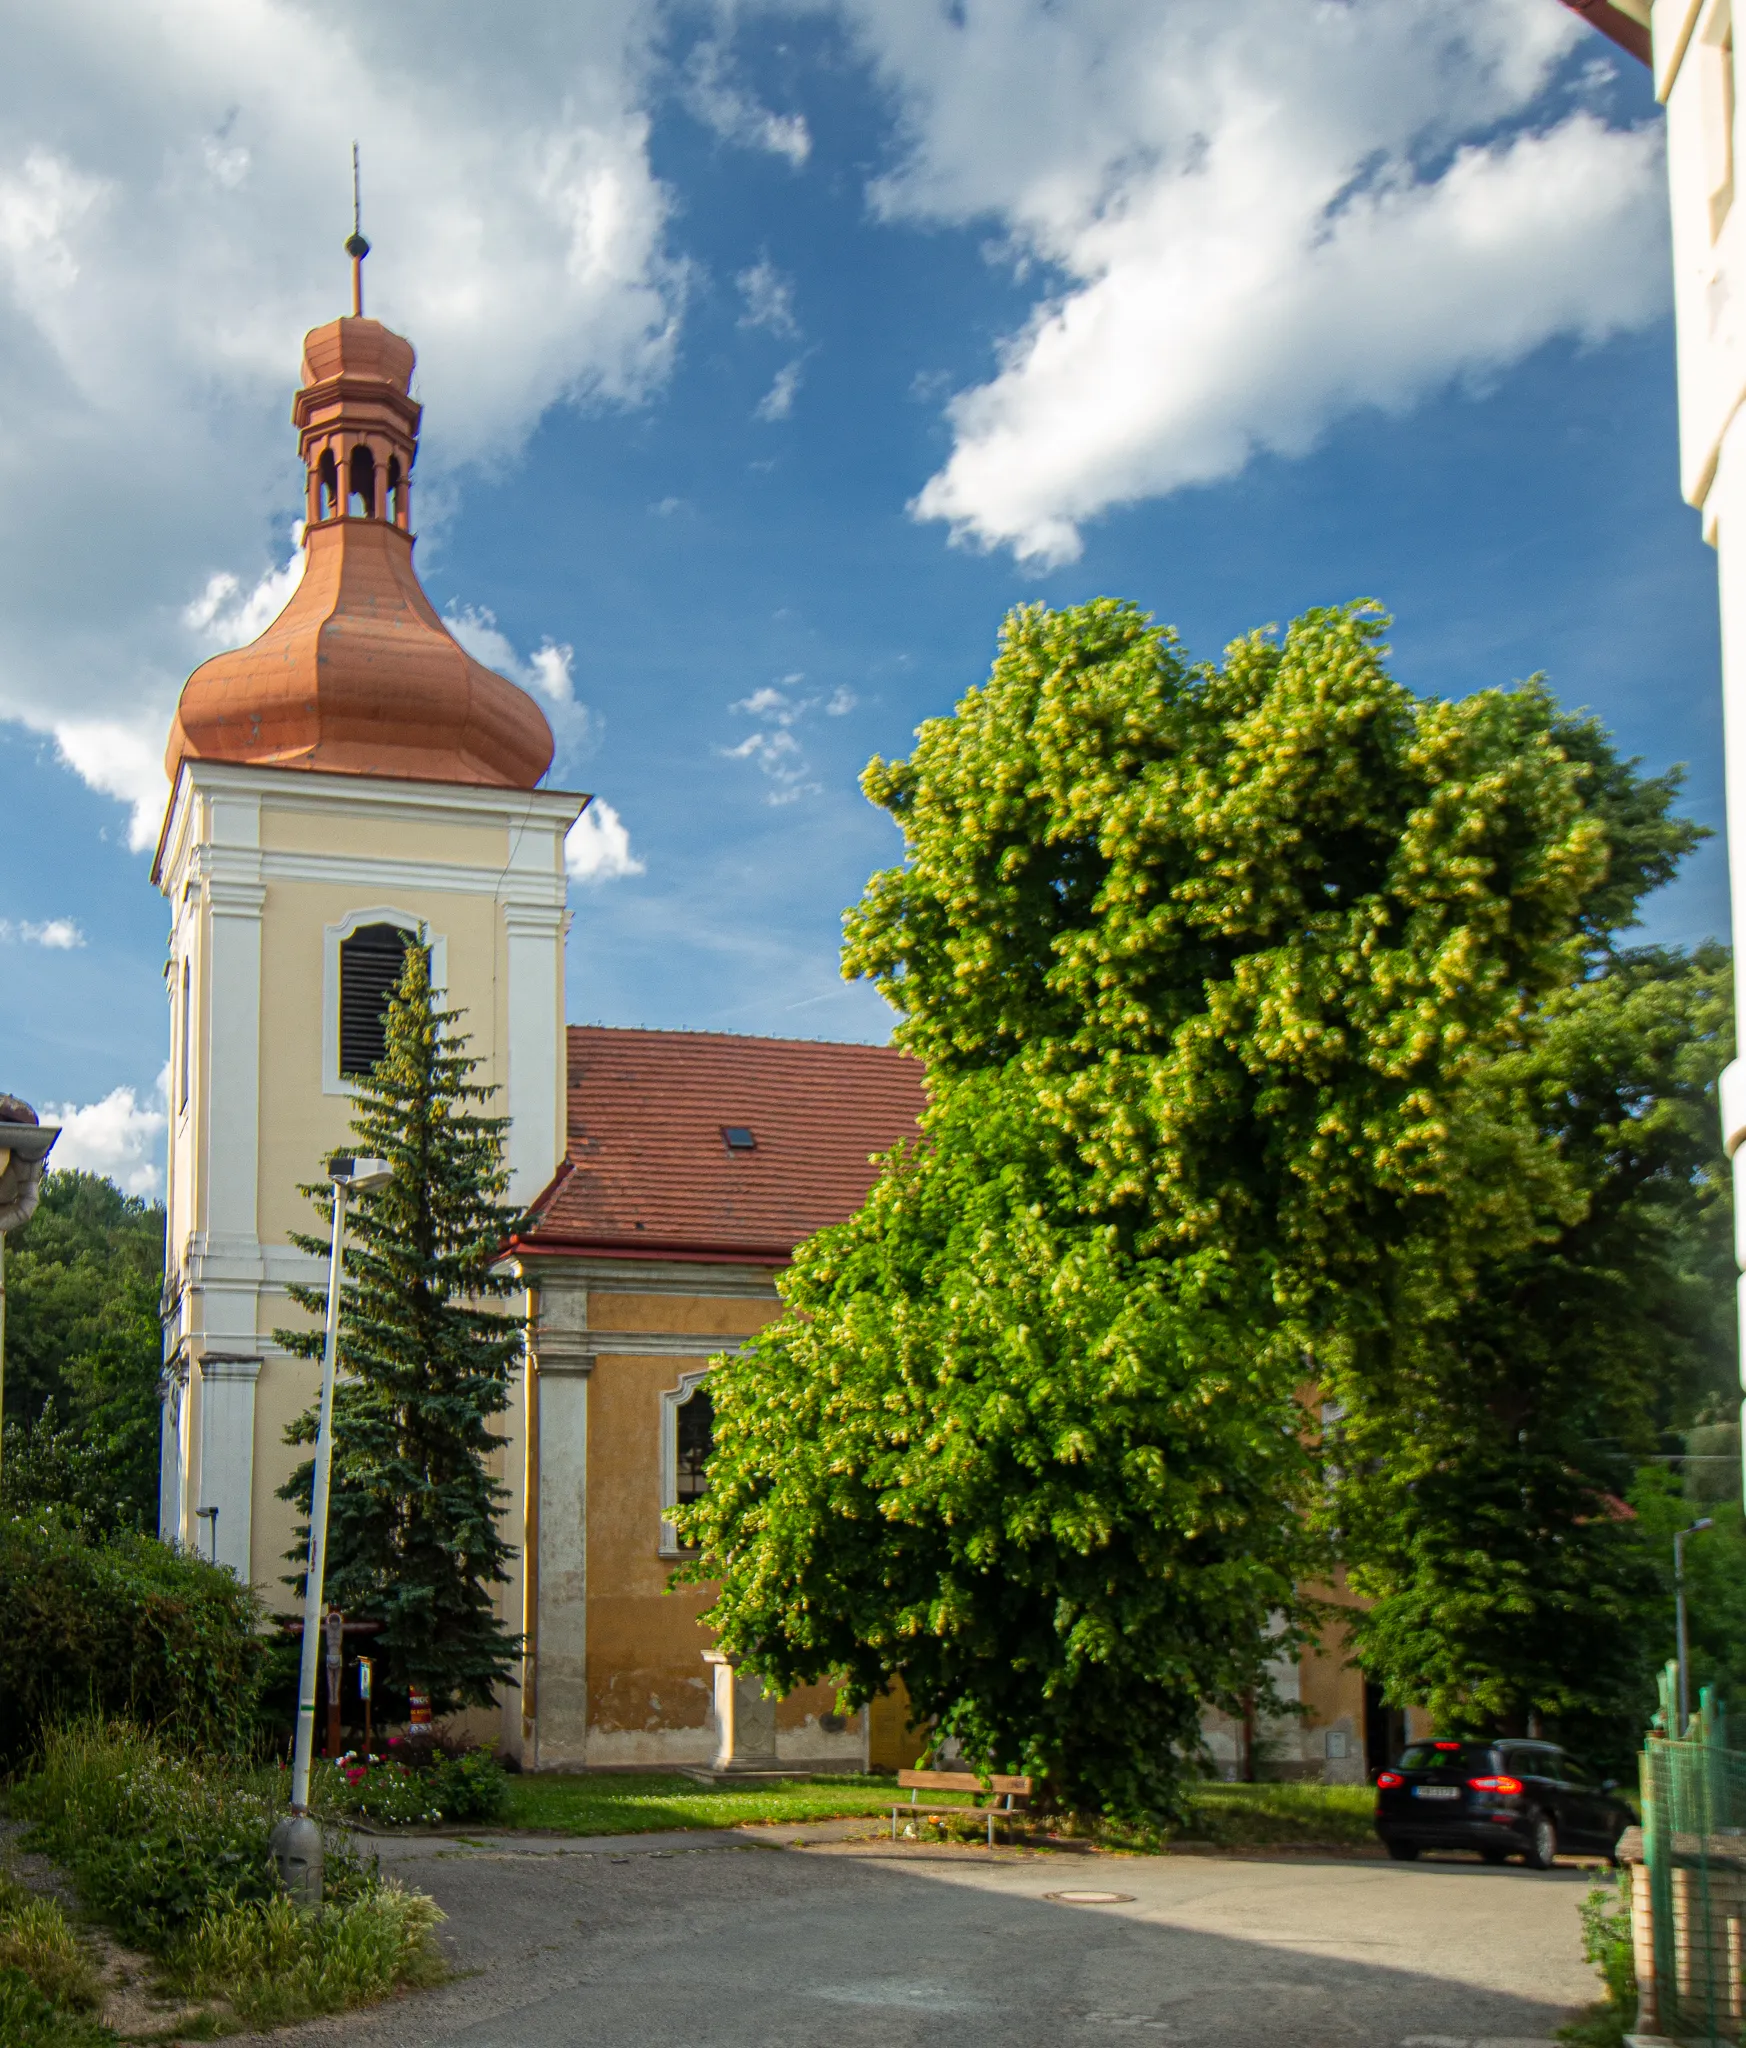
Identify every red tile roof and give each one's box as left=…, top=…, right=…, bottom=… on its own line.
left=510, top=1027, right=927, bottom=1264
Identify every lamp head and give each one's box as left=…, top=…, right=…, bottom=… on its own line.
left=1693, top=1517, right=1716, bottom=1534
left=0, top=1123, right=59, bottom=1165
left=327, top=1154, right=393, bottom=1193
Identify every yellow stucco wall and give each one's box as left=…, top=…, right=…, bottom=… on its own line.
left=868, top=1679, right=928, bottom=1772
left=258, top=804, right=507, bottom=867
left=587, top=1349, right=721, bottom=1740
left=522, top=1263, right=874, bottom=1768
left=584, top=1293, right=776, bottom=1338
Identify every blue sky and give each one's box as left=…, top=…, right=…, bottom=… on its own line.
left=0, top=1, right=1720, bottom=1192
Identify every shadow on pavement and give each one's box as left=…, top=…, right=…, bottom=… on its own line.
left=265, top=1834, right=1592, bottom=2047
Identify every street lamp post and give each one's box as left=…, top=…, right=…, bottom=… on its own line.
left=0, top=1101, right=61, bottom=1492
left=1675, top=1516, right=1714, bottom=1738
left=269, top=1152, right=391, bottom=1906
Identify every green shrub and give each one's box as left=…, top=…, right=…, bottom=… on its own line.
left=13, top=1720, right=445, bottom=2031
left=14, top=1722, right=277, bottom=1950
left=0, top=1967, right=111, bottom=2048
left=168, top=1884, right=445, bottom=2027
left=1578, top=1872, right=1637, bottom=2016
left=0, top=1515, right=265, bottom=1764
left=0, top=1873, right=102, bottom=2013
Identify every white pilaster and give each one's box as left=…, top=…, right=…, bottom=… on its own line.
left=196, top=1354, right=260, bottom=1580
left=532, top=1346, right=591, bottom=1767
left=504, top=903, right=565, bottom=1204
left=158, top=1359, right=185, bottom=1545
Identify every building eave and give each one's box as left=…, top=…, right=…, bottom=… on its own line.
left=1558, top=0, right=1652, bottom=65
left=504, top=1231, right=793, bottom=1268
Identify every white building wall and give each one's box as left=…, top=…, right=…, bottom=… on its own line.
left=1657, top=0, right=1746, bottom=1494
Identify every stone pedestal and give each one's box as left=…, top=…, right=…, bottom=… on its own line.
left=1620, top=1823, right=1746, bottom=2040
left=704, top=1651, right=779, bottom=1772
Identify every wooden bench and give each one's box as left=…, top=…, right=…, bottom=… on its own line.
left=890, top=1768, right=1035, bottom=1847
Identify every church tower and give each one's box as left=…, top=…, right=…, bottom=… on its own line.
left=153, top=254, right=583, bottom=1587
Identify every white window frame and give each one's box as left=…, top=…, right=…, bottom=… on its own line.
left=660, top=1365, right=715, bottom=1557
left=322, top=907, right=447, bottom=1097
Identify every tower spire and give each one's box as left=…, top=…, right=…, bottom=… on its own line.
left=345, top=143, right=369, bottom=318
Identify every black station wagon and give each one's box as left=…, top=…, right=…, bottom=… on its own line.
left=1373, top=1739, right=1633, bottom=1868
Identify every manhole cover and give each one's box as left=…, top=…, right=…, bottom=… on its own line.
left=1043, top=1889, right=1135, bottom=1905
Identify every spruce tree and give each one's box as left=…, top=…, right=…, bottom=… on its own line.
left=276, top=938, right=524, bottom=1717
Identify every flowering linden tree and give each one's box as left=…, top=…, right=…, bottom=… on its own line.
left=681, top=599, right=1699, bottom=1816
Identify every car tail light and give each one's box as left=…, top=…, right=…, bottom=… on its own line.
left=1376, top=1771, right=1403, bottom=1789
left=1467, top=1775, right=1523, bottom=1795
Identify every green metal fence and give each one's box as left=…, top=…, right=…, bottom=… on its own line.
left=1639, top=1676, right=1746, bottom=2042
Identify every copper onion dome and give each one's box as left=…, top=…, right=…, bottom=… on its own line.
left=165, top=267, right=554, bottom=790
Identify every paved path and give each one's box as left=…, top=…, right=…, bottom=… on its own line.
left=273, top=1825, right=1600, bottom=2046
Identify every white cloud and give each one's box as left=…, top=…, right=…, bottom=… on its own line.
left=185, top=531, right=306, bottom=646
left=445, top=604, right=595, bottom=771
left=733, top=683, right=802, bottom=721
left=832, top=0, right=1668, bottom=565
left=565, top=797, right=645, bottom=882
left=0, top=0, right=684, bottom=840
left=755, top=358, right=805, bottom=422
left=683, top=42, right=812, bottom=166
left=724, top=726, right=813, bottom=803
left=738, top=258, right=799, bottom=338
left=51, top=718, right=172, bottom=854
left=724, top=675, right=856, bottom=801
left=0, top=917, right=85, bottom=948
left=43, top=1071, right=169, bottom=1198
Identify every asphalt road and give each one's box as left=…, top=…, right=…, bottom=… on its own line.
left=270, top=1824, right=1600, bottom=2047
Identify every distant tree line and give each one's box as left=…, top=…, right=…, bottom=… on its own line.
left=2, top=1169, right=165, bottom=1533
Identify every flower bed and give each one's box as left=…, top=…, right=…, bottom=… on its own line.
left=322, top=1740, right=509, bottom=1829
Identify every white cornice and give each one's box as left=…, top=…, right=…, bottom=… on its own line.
left=156, top=760, right=583, bottom=894
left=176, top=758, right=586, bottom=829
left=207, top=878, right=268, bottom=917
left=551, top=1330, right=753, bottom=1359
left=516, top=1257, right=783, bottom=1298
left=261, top=847, right=567, bottom=905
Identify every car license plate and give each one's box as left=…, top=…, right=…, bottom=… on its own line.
left=1412, top=1786, right=1460, bottom=1800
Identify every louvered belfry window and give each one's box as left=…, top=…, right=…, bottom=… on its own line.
left=339, top=923, right=413, bottom=1079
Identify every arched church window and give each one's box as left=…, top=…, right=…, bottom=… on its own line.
left=348, top=444, right=376, bottom=519
left=338, top=922, right=413, bottom=1078
left=318, top=448, right=339, bottom=520
left=387, top=454, right=403, bottom=525
left=674, top=1382, right=715, bottom=1507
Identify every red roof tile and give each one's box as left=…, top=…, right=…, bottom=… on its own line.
left=512, top=1027, right=927, bottom=1264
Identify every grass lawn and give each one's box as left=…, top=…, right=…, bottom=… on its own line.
left=499, top=1771, right=1380, bottom=1849
left=502, top=1772, right=939, bottom=1836
left=1170, top=1781, right=1377, bottom=1849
